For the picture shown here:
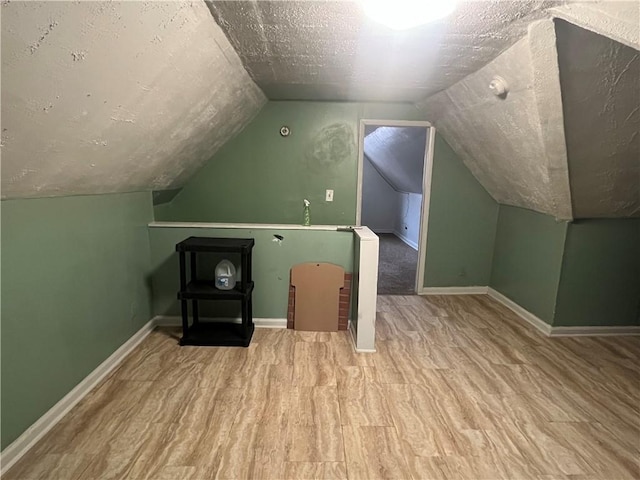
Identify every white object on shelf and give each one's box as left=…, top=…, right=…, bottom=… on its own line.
left=215, top=259, right=237, bottom=290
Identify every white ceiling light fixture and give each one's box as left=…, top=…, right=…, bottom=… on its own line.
left=359, top=0, right=458, bottom=30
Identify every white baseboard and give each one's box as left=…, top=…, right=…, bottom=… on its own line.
left=420, top=286, right=489, bottom=295
left=253, top=318, right=288, bottom=328
left=486, top=288, right=640, bottom=337
left=0, top=318, right=157, bottom=476
left=153, top=315, right=287, bottom=329
left=349, top=320, right=376, bottom=353
left=487, top=287, right=552, bottom=336
left=393, top=230, right=419, bottom=251
left=355, top=347, right=377, bottom=353
left=549, top=325, right=640, bottom=337
left=371, top=228, right=395, bottom=234
left=0, top=312, right=290, bottom=474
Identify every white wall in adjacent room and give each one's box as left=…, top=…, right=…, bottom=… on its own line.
left=361, top=156, right=400, bottom=232
left=394, top=193, right=422, bottom=250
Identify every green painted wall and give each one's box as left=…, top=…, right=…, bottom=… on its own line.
left=155, top=101, right=424, bottom=224
left=424, top=134, right=499, bottom=287
left=149, top=227, right=354, bottom=319
left=490, top=205, right=568, bottom=324
left=1, top=192, right=154, bottom=449
left=554, top=219, right=640, bottom=327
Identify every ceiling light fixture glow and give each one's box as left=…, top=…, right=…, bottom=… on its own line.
left=359, top=0, right=457, bottom=30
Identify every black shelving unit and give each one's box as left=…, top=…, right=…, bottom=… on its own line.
left=176, top=236, right=255, bottom=347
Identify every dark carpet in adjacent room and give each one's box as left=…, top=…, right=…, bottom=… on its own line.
left=377, top=233, right=417, bottom=295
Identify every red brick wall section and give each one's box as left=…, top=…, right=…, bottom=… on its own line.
left=288, top=272, right=352, bottom=331
left=338, top=273, right=352, bottom=331
left=287, top=284, right=295, bottom=329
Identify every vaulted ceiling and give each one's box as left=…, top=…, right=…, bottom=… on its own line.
left=364, top=126, right=427, bottom=194
left=417, top=3, right=639, bottom=219
left=2, top=1, right=638, bottom=220
left=1, top=1, right=265, bottom=199
left=417, top=20, right=574, bottom=219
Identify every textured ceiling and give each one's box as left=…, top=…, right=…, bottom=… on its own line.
left=1, top=1, right=266, bottom=199
left=417, top=2, right=640, bottom=220
left=417, top=20, right=573, bottom=219
left=3, top=0, right=638, bottom=221
left=208, top=0, right=561, bottom=102
left=556, top=20, right=640, bottom=218
left=364, top=126, right=427, bottom=194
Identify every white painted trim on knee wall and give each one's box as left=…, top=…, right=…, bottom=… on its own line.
left=353, top=227, right=379, bottom=352
left=0, top=318, right=157, bottom=476
left=549, top=325, right=640, bottom=337
left=419, top=287, right=637, bottom=337
left=420, top=286, right=489, bottom=295
left=486, top=288, right=640, bottom=337
left=487, top=288, right=552, bottom=336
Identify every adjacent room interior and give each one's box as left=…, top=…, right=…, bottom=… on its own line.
left=1, top=1, right=639, bottom=478
left=361, top=124, right=429, bottom=295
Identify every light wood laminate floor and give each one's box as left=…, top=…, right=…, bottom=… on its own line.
left=6, top=295, right=640, bottom=480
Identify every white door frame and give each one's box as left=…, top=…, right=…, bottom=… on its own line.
left=356, top=119, right=436, bottom=294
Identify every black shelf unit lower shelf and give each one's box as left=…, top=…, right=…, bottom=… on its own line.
left=176, top=236, right=255, bottom=348
left=177, top=281, right=254, bottom=300
left=180, top=322, right=254, bottom=347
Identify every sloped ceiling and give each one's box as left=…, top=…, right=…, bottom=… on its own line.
left=364, top=126, right=427, bottom=194
left=1, top=1, right=266, bottom=199
left=416, top=2, right=640, bottom=220
left=2, top=0, right=638, bottom=220
left=556, top=20, right=640, bottom=218
left=208, top=0, right=560, bottom=102
left=416, top=19, right=573, bottom=219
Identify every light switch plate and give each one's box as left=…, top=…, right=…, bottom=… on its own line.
left=325, top=189, right=334, bottom=202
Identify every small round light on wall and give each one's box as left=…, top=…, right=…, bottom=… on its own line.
left=489, top=76, right=509, bottom=98
left=280, top=126, right=291, bottom=137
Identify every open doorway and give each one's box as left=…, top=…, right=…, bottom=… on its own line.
left=356, top=120, right=435, bottom=295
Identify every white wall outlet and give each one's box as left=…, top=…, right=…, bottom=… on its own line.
left=325, top=189, right=334, bottom=202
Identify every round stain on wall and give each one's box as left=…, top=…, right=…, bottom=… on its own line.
left=305, top=123, right=354, bottom=171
